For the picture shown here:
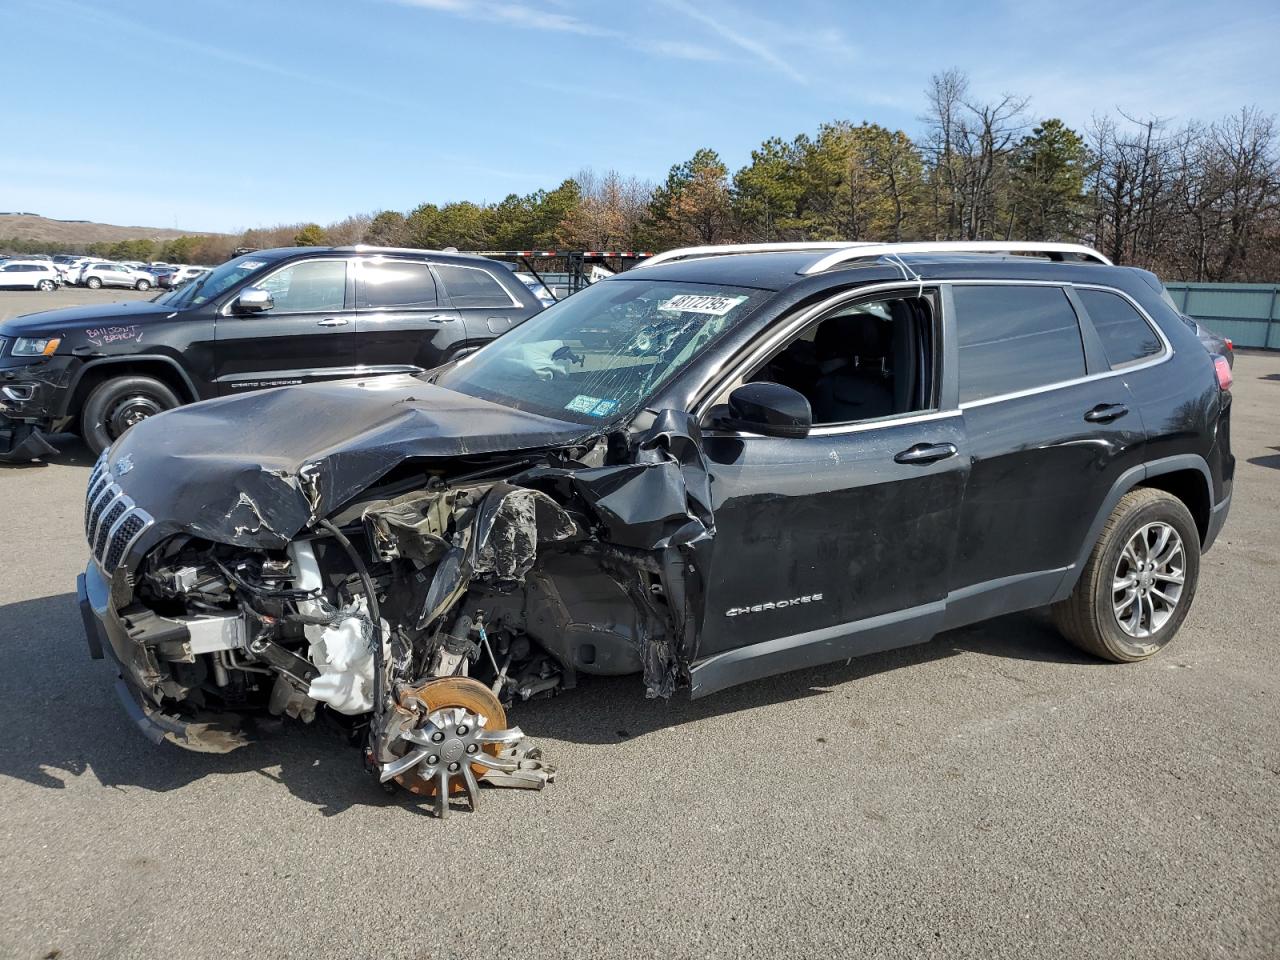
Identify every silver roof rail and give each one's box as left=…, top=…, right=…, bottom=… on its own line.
left=802, top=241, right=1112, bottom=274
left=635, top=241, right=860, bottom=270
left=331, top=244, right=488, bottom=257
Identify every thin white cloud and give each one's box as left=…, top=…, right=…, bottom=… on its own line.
left=391, top=0, right=616, bottom=37
left=653, top=0, right=807, bottom=84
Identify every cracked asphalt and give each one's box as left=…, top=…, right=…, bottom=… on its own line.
left=0, top=289, right=1276, bottom=960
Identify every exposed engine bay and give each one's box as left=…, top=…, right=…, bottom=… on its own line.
left=94, top=406, right=713, bottom=817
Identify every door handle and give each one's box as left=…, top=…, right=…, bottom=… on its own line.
left=316, top=318, right=349, bottom=327
left=1084, top=403, right=1128, bottom=423
left=893, top=442, right=958, bottom=465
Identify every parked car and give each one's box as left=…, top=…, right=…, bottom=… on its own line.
left=149, top=265, right=180, bottom=288
left=0, top=260, right=61, bottom=291
left=167, top=265, right=209, bottom=288
left=0, top=245, right=543, bottom=459
left=79, top=262, right=154, bottom=290
left=72, top=240, right=1233, bottom=817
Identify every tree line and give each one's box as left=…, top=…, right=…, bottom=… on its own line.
left=8, top=70, right=1277, bottom=281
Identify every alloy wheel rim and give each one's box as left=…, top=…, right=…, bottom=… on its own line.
left=1112, top=521, right=1185, bottom=638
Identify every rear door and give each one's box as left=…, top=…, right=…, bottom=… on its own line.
left=432, top=262, right=530, bottom=347
left=352, top=256, right=463, bottom=374
left=943, top=282, right=1150, bottom=626
left=214, top=257, right=357, bottom=395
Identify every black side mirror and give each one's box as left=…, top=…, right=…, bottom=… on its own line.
left=715, top=382, right=812, bottom=439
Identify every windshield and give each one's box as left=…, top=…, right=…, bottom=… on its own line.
left=434, top=279, right=768, bottom=424
left=160, top=253, right=274, bottom=308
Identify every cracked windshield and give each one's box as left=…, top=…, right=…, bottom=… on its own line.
left=435, top=279, right=767, bottom=422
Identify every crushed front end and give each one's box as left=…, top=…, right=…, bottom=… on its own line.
left=78, top=395, right=714, bottom=817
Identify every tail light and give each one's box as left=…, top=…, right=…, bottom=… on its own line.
left=1214, top=355, right=1233, bottom=391
left=1224, top=338, right=1233, bottom=351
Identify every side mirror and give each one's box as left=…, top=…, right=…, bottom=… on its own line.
left=715, top=382, right=812, bottom=439
left=235, top=287, right=274, bottom=314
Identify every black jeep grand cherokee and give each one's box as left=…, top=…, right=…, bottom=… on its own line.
left=0, top=246, right=543, bottom=460
left=79, top=241, right=1233, bottom=817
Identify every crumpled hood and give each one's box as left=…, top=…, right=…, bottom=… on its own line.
left=0, top=300, right=177, bottom=336
left=106, top=375, right=595, bottom=550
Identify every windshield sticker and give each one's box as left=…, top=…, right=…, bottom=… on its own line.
left=565, top=395, right=620, bottom=417
left=565, top=394, right=604, bottom=414
left=658, top=294, right=748, bottom=316
left=237, top=260, right=266, bottom=270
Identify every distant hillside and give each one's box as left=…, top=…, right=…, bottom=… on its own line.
left=0, top=213, right=222, bottom=245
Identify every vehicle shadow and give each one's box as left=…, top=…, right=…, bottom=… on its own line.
left=0, top=591, right=1092, bottom=814
left=1247, top=447, right=1280, bottom=471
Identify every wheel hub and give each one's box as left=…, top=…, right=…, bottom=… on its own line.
left=107, top=395, right=164, bottom=437
left=379, top=677, right=530, bottom=818
left=1112, top=521, right=1185, bottom=639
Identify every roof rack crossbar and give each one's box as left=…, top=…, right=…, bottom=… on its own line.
left=802, top=241, right=1111, bottom=273
left=635, top=241, right=863, bottom=270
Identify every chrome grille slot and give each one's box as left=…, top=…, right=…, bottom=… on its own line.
left=83, top=460, right=155, bottom=573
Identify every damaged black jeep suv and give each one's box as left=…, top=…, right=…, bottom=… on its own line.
left=0, top=245, right=542, bottom=460
left=78, top=241, right=1234, bottom=815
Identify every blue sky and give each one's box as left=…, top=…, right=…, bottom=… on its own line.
left=4, top=0, right=1278, bottom=233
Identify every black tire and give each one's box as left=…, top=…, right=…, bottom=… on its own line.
left=80, top=375, right=181, bottom=455
left=85, top=276, right=102, bottom=289
left=37, top=279, right=56, bottom=292
left=135, top=279, right=151, bottom=291
left=1052, top=487, right=1200, bottom=662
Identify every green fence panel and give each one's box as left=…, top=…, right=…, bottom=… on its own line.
left=1163, top=282, right=1279, bottom=349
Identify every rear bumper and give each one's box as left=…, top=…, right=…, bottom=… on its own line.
left=78, top=563, right=250, bottom=753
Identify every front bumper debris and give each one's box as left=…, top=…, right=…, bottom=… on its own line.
left=0, top=421, right=56, bottom=462
left=78, top=565, right=250, bottom=754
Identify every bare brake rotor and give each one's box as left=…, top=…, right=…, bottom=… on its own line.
left=379, top=676, right=554, bottom=817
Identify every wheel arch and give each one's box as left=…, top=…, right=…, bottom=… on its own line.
left=60, top=356, right=200, bottom=420
left=1050, top=454, right=1213, bottom=604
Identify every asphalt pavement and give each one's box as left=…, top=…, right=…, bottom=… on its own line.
left=0, top=312, right=1276, bottom=958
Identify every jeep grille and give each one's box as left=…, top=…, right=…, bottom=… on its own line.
left=84, top=456, right=154, bottom=573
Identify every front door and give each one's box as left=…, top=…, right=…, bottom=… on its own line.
left=689, top=289, right=969, bottom=697
left=214, top=257, right=357, bottom=395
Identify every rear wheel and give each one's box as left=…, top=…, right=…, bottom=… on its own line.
left=135, top=279, right=151, bottom=291
left=37, top=279, right=56, bottom=292
left=85, top=276, right=102, bottom=289
left=80, top=375, right=181, bottom=455
left=1052, top=487, right=1200, bottom=662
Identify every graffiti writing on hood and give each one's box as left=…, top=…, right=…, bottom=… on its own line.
left=85, top=325, right=143, bottom=347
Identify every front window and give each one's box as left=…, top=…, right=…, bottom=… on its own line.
left=434, top=279, right=769, bottom=424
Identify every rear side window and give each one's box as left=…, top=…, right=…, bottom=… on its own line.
left=953, top=285, right=1086, bottom=403
left=434, top=264, right=513, bottom=308
left=357, top=259, right=437, bottom=309
left=1076, top=288, right=1163, bottom=367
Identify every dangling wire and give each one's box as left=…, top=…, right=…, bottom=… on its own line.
left=885, top=252, right=925, bottom=300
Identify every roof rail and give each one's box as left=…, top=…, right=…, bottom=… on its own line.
left=331, top=244, right=487, bottom=257
left=802, top=241, right=1112, bottom=274
left=635, top=241, right=859, bottom=270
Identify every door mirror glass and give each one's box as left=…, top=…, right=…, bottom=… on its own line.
left=235, top=287, right=274, bottom=314
left=716, top=382, right=812, bottom=438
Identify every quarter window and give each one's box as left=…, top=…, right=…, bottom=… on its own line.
left=434, top=264, right=512, bottom=308
left=357, top=259, right=437, bottom=309
left=1076, top=288, right=1162, bottom=367
left=953, top=285, right=1086, bottom=403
